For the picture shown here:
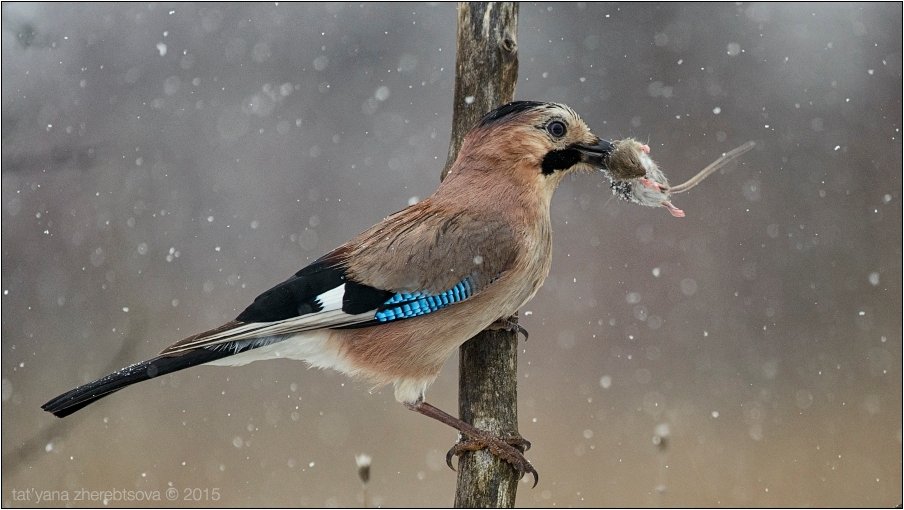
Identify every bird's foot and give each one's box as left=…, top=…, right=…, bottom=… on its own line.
left=406, top=401, right=540, bottom=487
left=445, top=432, right=538, bottom=487
left=488, top=316, right=529, bottom=341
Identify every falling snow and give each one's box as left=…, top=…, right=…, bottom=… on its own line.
left=3, top=3, right=898, bottom=507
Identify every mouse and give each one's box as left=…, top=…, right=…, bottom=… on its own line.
left=603, top=139, right=756, bottom=218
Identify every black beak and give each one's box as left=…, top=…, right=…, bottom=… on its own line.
left=575, top=138, right=614, bottom=169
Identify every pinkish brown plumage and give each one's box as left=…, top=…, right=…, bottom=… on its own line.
left=42, top=101, right=619, bottom=485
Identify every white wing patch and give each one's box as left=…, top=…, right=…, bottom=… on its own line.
left=316, top=283, right=345, bottom=310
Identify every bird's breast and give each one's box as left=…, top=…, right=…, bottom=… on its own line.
left=327, top=214, right=554, bottom=401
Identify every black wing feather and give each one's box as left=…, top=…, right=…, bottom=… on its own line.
left=235, top=255, right=393, bottom=323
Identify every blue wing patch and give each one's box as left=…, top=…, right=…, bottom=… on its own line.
left=374, top=278, right=473, bottom=323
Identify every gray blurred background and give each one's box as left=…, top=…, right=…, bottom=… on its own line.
left=2, top=2, right=901, bottom=507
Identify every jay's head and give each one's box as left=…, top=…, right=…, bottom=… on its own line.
left=448, top=101, right=613, bottom=198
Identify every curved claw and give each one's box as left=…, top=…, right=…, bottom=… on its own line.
left=524, top=464, right=540, bottom=488
left=445, top=438, right=483, bottom=471
left=445, top=446, right=457, bottom=471
left=489, top=317, right=529, bottom=341
left=505, top=435, right=531, bottom=452
left=444, top=435, right=538, bottom=487
left=513, top=323, right=529, bottom=342
left=508, top=457, right=540, bottom=488
left=445, top=438, right=486, bottom=471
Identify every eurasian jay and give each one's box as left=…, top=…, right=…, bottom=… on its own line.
left=42, top=101, right=620, bottom=485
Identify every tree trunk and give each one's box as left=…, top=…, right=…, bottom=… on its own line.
left=442, top=3, right=521, bottom=508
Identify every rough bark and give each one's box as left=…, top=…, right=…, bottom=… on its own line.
left=442, top=2, right=519, bottom=182
left=442, top=3, right=521, bottom=508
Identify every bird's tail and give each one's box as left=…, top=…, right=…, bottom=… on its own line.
left=41, top=348, right=232, bottom=418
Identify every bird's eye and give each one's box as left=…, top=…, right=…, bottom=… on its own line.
left=546, top=120, right=567, bottom=138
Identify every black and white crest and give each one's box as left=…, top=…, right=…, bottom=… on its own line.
left=477, top=101, right=555, bottom=128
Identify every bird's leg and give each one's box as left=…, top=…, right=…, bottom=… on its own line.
left=488, top=315, right=529, bottom=341
left=404, top=400, right=538, bottom=487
